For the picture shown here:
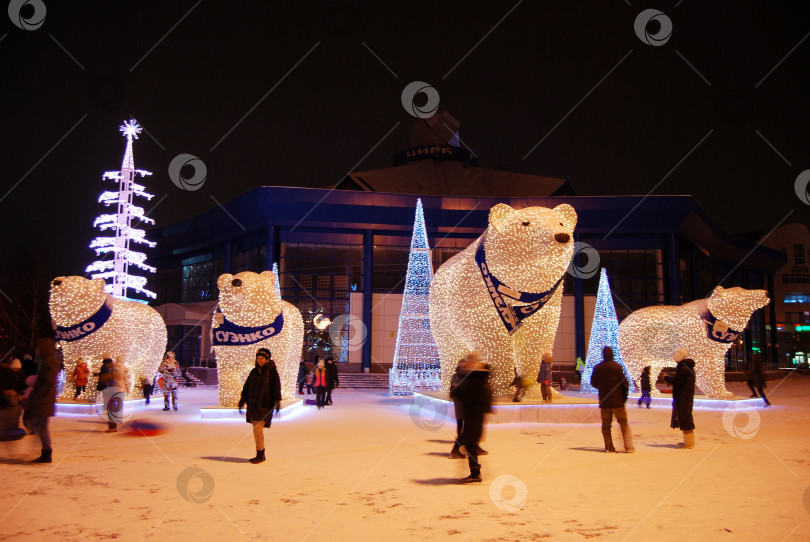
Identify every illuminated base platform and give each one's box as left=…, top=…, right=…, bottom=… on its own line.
left=415, top=391, right=766, bottom=424
left=200, top=398, right=303, bottom=421
left=56, top=399, right=146, bottom=416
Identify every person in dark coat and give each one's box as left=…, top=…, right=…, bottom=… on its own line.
left=297, top=361, right=309, bottom=395
left=449, top=351, right=492, bottom=483
left=590, top=346, right=634, bottom=453
left=27, top=338, right=61, bottom=463
left=325, top=357, right=339, bottom=405
left=663, top=348, right=696, bottom=449
left=537, top=352, right=553, bottom=403
left=637, top=366, right=652, bottom=408
left=449, top=358, right=468, bottom=458
left=238, top=348, right=281, bottom=464
left=746, top=354, right=771, bottom=406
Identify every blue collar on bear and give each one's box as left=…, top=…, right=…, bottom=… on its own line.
left=701, top=308, right=742, bottom=343
left=474, top=235, right=563, bottom=335
left=54, top=295, right=114, bottom=342
left=212, top=310, right=284, bottom=346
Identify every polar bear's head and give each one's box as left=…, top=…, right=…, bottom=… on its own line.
left=483, top=203, right=577, bottom=293
left=216, top=271, right=283, bottom=326
left=49, top=276, right=108, bottom=326
left=707, top=286, right=770, bottom=330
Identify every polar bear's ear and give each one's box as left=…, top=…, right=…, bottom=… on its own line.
left=553, top=204, right=577, bottom=229
left=260, top=270, right=276, bottom=285
left=711, top=286, right=725, bottom=298
left=217, top=274, right=234, bottom=290
left=489, top=203, right=515, bottom=233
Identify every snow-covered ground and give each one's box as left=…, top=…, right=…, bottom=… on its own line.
left=1, top=375, right=809, bottom=541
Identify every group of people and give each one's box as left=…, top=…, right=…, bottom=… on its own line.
left=297, top=355, right=339, bottom=409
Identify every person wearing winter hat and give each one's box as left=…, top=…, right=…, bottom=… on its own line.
left=590, top=346, right=634, bottom=453
left=537, top=352, right=554, bottom=403
left=450, top=351, right=493, bottom=483
left=663, top=348, right=696, bottom=449
left=238, top=348, right=281, bottom=464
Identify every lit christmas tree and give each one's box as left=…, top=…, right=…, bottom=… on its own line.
left=390, top=199, right=441, bottom=395
left=85, top=119, right=157, bottom=300
left=581, top=268, right=635, bottom=393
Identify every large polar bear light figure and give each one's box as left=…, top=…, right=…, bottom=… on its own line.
left=50, top=276, right=167, bottom=400
left=619, top=286, right=769, bottom=399
left=212, top=271, right=304, bottom=406
left=430, top=203, right=577, bottom=397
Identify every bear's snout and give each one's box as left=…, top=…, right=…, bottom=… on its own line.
left=52, top=279, right=62, bottom=287
left=231, top=279, right=243, bottom=287
left=555, top=233, right=570, bottom=243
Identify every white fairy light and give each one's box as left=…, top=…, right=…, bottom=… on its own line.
left=430, top=203, right=577, bottom=398
left=85, top=119, right=157, bottom=300
left=619, top=286, right=770, bottom=399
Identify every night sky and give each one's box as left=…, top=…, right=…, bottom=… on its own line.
left=1, top=1, right=808, bottom=280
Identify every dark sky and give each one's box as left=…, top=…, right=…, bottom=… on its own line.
left=1, top=1, right=808, bottom=279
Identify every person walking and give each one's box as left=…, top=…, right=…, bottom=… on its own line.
left=537, top=353, right=554, bottom=403
left=297, top=360, right=309, bottom=395
left=238, top=348, right=281, bottom=464
left=158, top=352, right=180, bottom=411
left=313, top=360, right=328, bottom=409
left=590, top=346, right=634, bottom=453
left=637, top=366, right=652, bottom=408
left=663, top=348, right=696, bottom=448
left=71, top=358, right=90, bottom=400
left=746, top=354, right=771, bottom=406
left=325, top=357, right=339, bottom=406
left=450, top=351, right=492, bottom=483
left=27, top=338, right=60, bottom=463
left=575, top=356, right=585, bottom=385
left=449, top=357, right=469, bottom=458
left=510, top=367, right=528, bottom=403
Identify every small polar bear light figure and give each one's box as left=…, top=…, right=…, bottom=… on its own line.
left=49, top=276, right=167, bottom=401
left=212, top=271, right=304, bottom=406
left=619, top=286, right=770, bottom=399
left=430, top=203, right=577, bottom=397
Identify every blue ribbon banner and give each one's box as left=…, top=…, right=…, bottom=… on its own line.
left=474, top=236, right=563, bottom=335
left=212, top=311, right=284, bottom=346
left=54, top=295, right=114, bottom=342
left=701, top=309, right=742, bottom=344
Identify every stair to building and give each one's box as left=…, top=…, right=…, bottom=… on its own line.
left=337, top=373, right=389, bottom=389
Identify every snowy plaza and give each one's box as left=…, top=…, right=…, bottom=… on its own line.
left=2, top=377, right=809, bottom=541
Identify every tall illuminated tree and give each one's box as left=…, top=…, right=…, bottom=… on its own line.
left=85, top=120, right=157, bottom=300
left=581, top=268, right=635, bottom=393
left=390, top=199, right=441, bottom=395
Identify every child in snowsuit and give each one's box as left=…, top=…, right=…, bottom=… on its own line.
left=637, top=366, right=652, bottom=408
left=537, top=353, right=553, bottom=403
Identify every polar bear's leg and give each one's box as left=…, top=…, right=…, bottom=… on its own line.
left=694, top=358, right=734, bottom=399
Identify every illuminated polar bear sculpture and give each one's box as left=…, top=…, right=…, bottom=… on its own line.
left=49, top=276, right=167, bottom=400
left=618, top=286, right=770, bottom=399
left=212, top=271, right=304, bottom=406
left=430, top=203, right=577, bottom=397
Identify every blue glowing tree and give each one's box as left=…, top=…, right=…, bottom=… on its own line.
left=580, top=268, right=635, bottom=393
left=390, top=199, right=441, bottom=395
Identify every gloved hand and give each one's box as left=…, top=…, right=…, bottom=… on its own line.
left=274, top=400, right=281, bottom=413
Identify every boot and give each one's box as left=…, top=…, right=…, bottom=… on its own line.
left=682, top=431, right=695, bottom=449
left=163, top=397, right=170, bottom=411
left=602, top=429, right=615, bottom=452
left=249, top=449, right=266, bottom=464
left=33, top=448, right=52, bottom=463
left=173, top=399, right=178, bottom=411
left=461, top=467, right=482, bottom=483
left=449, top=443, right=466, bottom=459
